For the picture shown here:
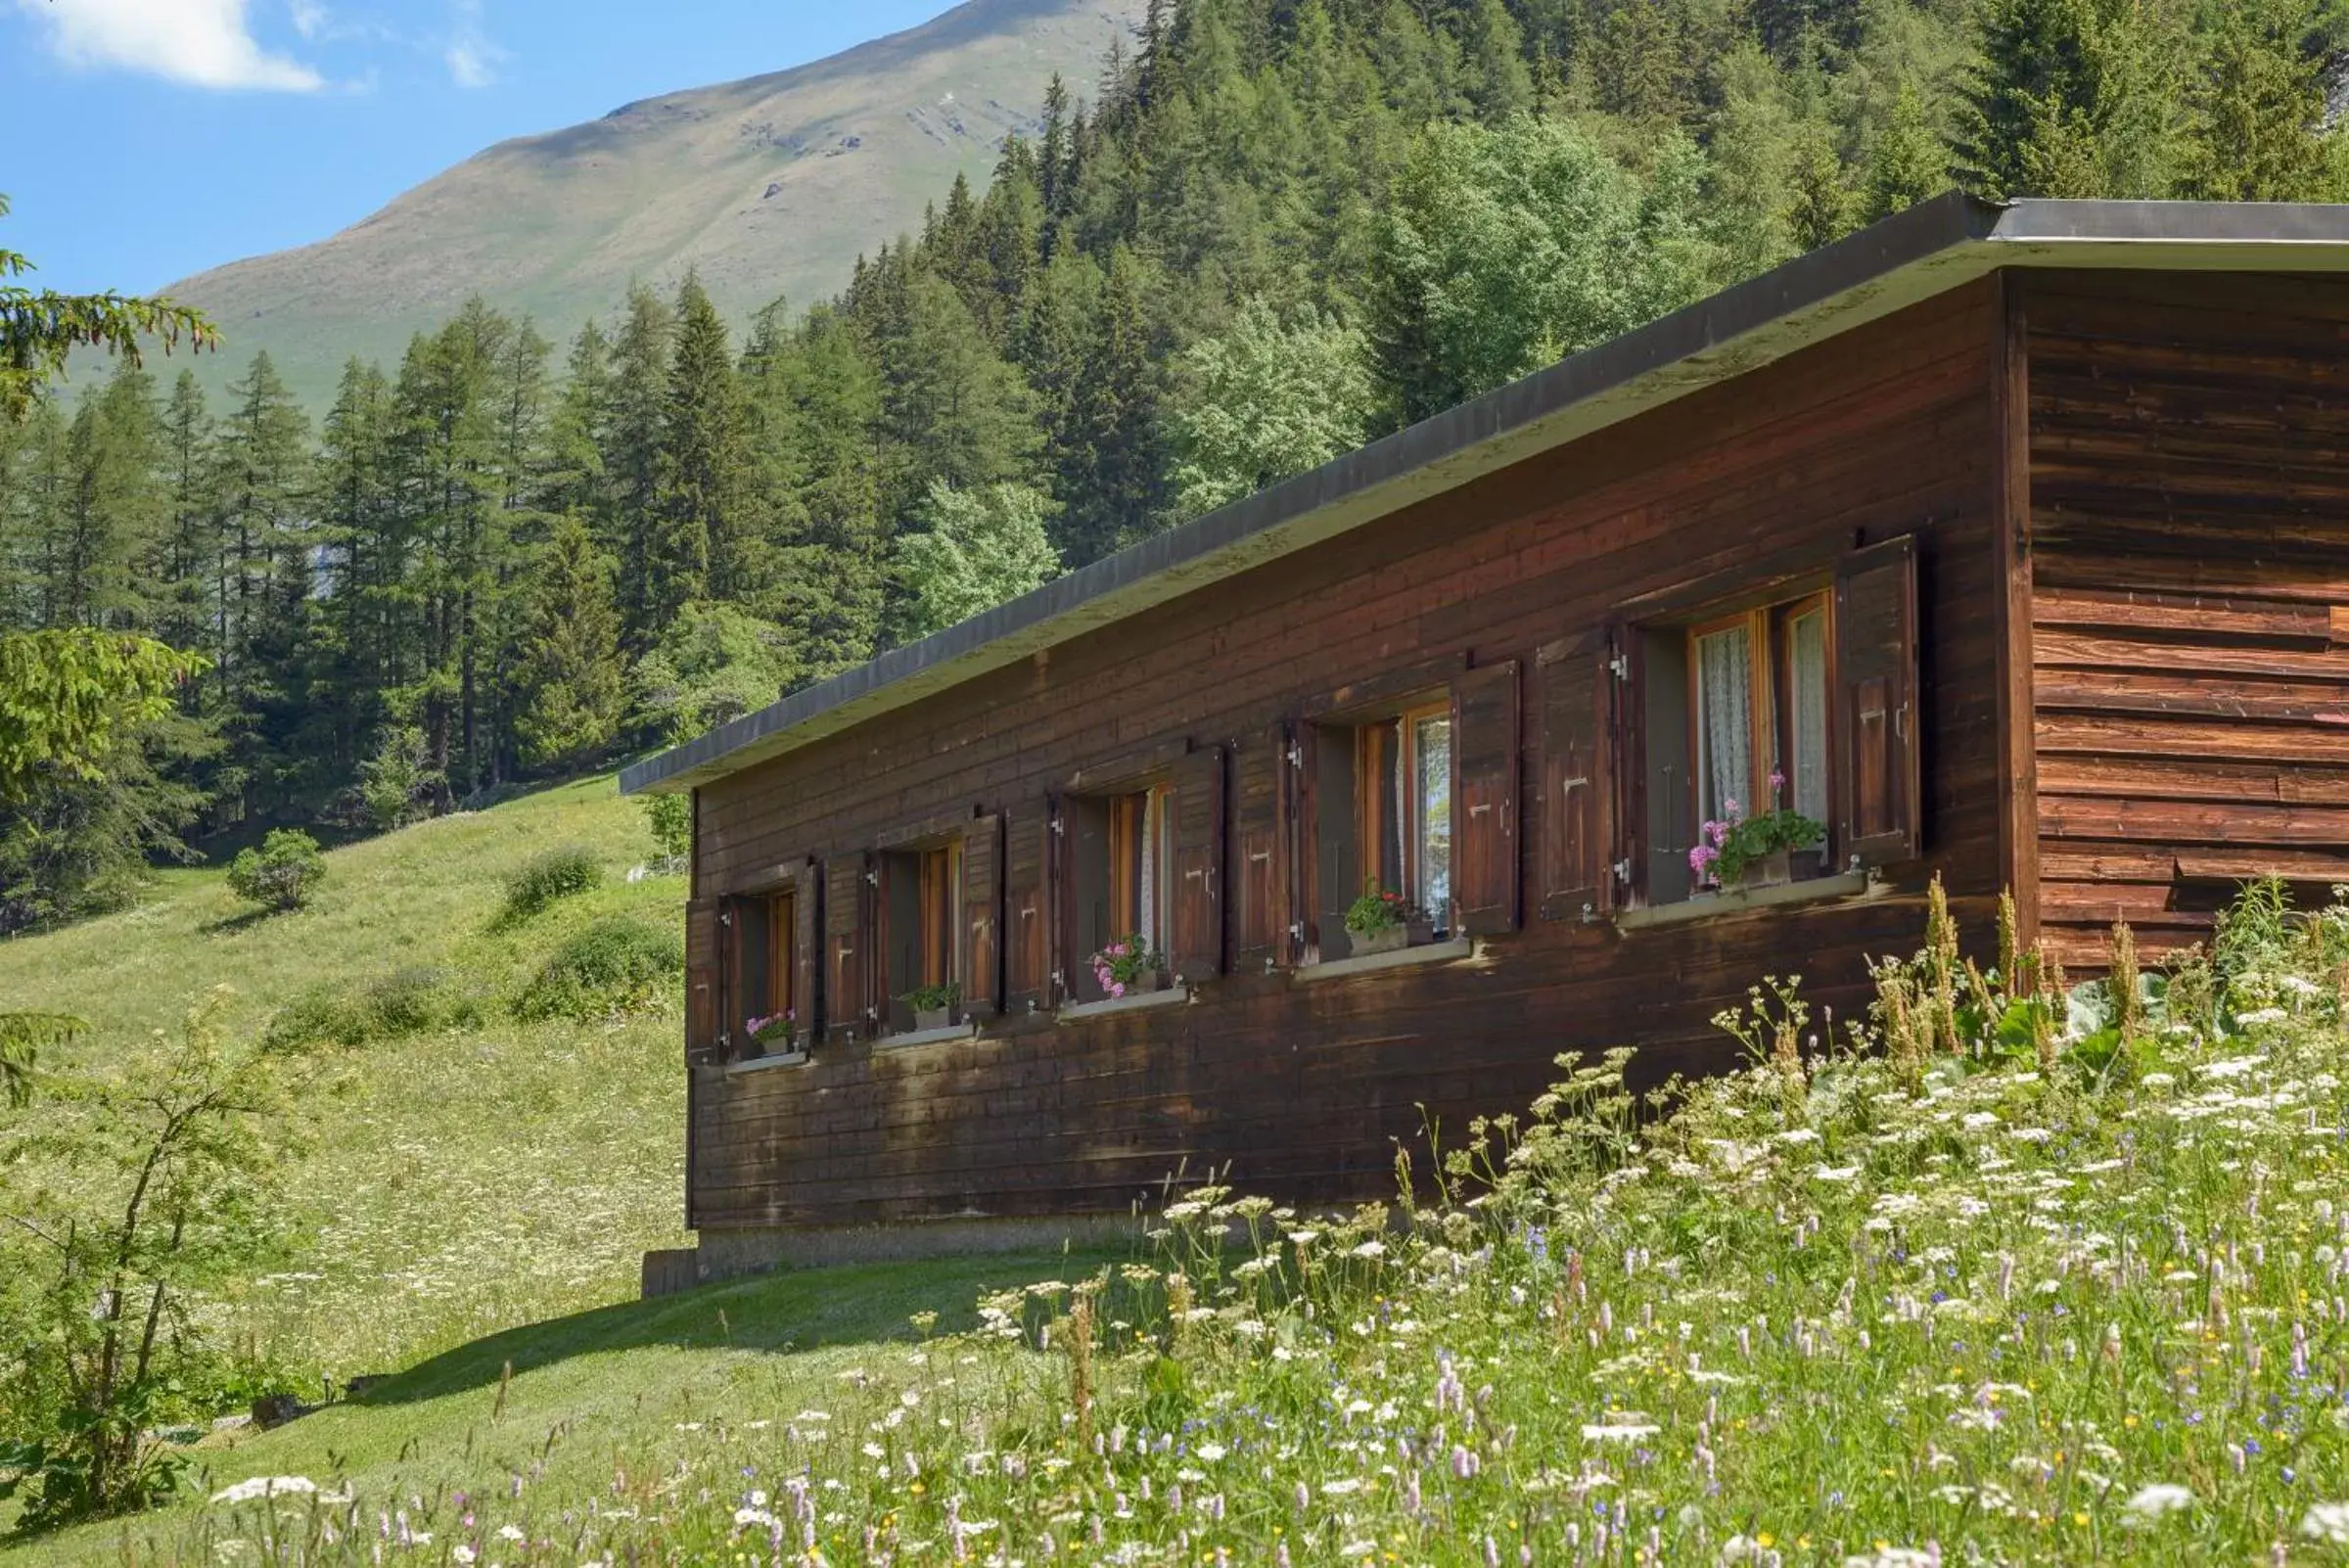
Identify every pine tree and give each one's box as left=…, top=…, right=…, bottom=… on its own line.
left=745, top=305, right=888, bottom=681
left=1864, top=78, right=1952, bottom=219
left=654, top=273, right=748, bottom=618
left=210, top=351, right=310, bottom=815
left=2180, top=0, right=2339, bottom=201
left=154, top=372, right=216, bottom=673
left=512, top=516, right=626, bottom=770
left=1955, top=0, right=2182, bottom=199
left=604, top=287, right=675, bottom=651
left=1062, top=245, right=1166, bottom=558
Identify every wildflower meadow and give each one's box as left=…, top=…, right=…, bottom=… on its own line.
left=159, top=879, right=2349, bottom=1565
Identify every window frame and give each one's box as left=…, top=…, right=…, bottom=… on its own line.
left=717, top=860, right=817, bottom=1060
left=1676, top=583, right=1837, bottom=899
left=878, top=827, right=968, bottom=1034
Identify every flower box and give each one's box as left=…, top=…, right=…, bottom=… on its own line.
left=913, top=1005, right=954, bottom=1034
left=1741, top=848, right=1793, bottom=889
left=1351, top=916, right=1437, bottom=955
left=1124, top=968, right=1168, bottom=995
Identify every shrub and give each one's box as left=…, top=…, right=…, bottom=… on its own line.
left=225, top=829, right=326, bottom=913
left=515, top=916, right=682, bottom=1021
left=500, top=845, right=603, bottom=923
left=263, top=966, right=479, bottom=1052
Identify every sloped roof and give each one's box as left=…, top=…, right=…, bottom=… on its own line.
left=624, top=193, right=2349, bottom=795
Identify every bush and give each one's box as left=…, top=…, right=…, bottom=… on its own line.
left=515, top=916, right=683, bottom=1021
left=225, top=829, right=326, bottom=913
left=264, top=966, right=480, bottom=1052
left=500, top=845, right=603, bottom=923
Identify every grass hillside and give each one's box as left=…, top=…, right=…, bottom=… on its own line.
left=164, top=0, right=1147, bottom=406
left=13, top=882, right=2349, bottom=1563
left=0, top=776, right=693, bottom=1380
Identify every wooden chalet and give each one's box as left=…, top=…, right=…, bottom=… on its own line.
left=624, top=195, right=2349, bottom=1273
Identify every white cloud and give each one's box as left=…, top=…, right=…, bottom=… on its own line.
left=14, top=0, right=325, bottom=91
left=443, top=0, right=501, bottom=88
left=288, top=0, right=327, bottom=41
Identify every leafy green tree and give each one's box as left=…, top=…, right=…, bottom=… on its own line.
left=0, top=990, right=292, bottom=1527
left=512, top=518, right=627, bottom=771
left=890, top=480, right=1062, bottom=641
left=1164, top=298, right=1377, bottom=520
left=629, top=601, right=801, bottom=737
left=1368, top=115, right=1719, bottom=422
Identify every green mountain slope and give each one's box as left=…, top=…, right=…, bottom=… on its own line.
left=0, top=777, right=692, bottom=1380
left=166, top=0, right=1145, bottom=405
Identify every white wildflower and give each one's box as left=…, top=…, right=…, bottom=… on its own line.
left=2122, top=1483, right=2194, bottom=1522
left=1582, top=1423, right=1661, bottom=1441
left=210, top=1476, right=318, bottom=1505
left=1814, top=1165, right=1862, bottom=1182
left=2302, top=1502, right=2349, bottom=1545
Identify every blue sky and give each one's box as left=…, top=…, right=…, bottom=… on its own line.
left=2, top=0, right=964, bottom=295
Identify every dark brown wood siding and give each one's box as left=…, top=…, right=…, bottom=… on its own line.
left=2026, top=271, right=2349, bottom=965
left=687, top=282, right=2009, bottom=1229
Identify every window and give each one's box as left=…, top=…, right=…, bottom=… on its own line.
left=727, top=887, right=797, bottom=1056
left=1067, top=782, right=1174, bottom=999
left=1311, top=696, right=1462, bottom=958
left=1109, top=783, right=1176, bottom=956
left=882, top=836, right=963, bottom=1031
left=1647, top=591, right=1835, bottom=904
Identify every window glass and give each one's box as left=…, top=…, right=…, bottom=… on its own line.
left=1696, top=624, right=1754, bottom=824
left=1411, top=711, right=1452, bottom=921
left=1789, top=608, right=1830, bottom=825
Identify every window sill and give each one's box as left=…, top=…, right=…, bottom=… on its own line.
left=1058, top=986, right=1191, bottom=1022
left=874, top=1021, right=979, bottom=1051
left=725, top=1049, right=809, bottom=1075
left=1297, top=936, right=1475, bottom=983
left=1616, top=871, right=1874, bottom=932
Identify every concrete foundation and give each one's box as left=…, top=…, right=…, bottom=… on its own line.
left=643, top=1213, right=1146, bottom=1296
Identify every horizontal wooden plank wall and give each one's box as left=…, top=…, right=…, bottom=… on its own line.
left=2027, top=270, right=2349, bottom=966
left=687, top=281, right=2007, bottom=1230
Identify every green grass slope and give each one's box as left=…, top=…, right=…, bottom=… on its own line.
left=22, top=1248, right=1122, bottom=1565
left=0, top=776, right=693, bottom=1379
left=164, top=0, right=1147, bottom=407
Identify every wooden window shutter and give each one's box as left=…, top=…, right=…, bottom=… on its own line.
left=823, top=854, right=870, bottom=1043
left=1537, top=632, right=1611, bottom=920
left=792, top=869, right=819, bottom=1039
left=1229, top=723, right=1291, bottom=971
left=1452, top=660, right=1521, bottom=936
left=685, top=897, right=721, bottom=1064
left=1002, top=802, right=1051, bottom=1015
left=1170, top=746, right=1226, bottom=981
left=962, top=813, right=1003, bottom=1016
left=1607, top=623, right=1645, bottom=909
left=1835, top=534, right=1922, bottom=867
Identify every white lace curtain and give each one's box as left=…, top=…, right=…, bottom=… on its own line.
left=1697, top=626, right=1752, bottom=822
left=1790, top=609, right=1829, bottom=823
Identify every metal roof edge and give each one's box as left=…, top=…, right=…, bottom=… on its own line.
left=623, top=195, right=2349, bottom=795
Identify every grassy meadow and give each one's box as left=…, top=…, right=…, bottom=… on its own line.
left=10, top=873, right=2349, bottom=1564
left=0, top=775, right=695, bottom=1380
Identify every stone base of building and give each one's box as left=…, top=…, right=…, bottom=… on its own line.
left=641, top=1213, right=1144, bottom=1297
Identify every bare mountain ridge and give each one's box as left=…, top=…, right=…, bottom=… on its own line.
left=169, top=0, right=1145, bottom=406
